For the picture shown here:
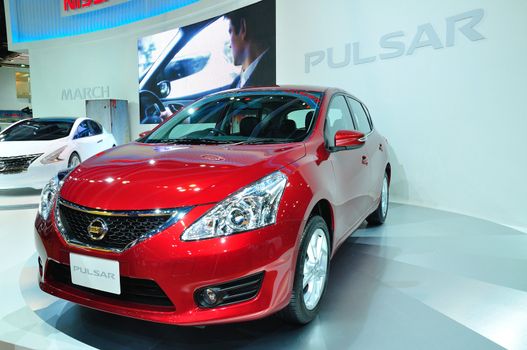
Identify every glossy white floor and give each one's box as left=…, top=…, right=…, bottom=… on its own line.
left=1, top=193, right=526, bottom=350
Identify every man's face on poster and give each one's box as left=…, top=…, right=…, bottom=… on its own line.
left=228, top=20, right=245, bottom=66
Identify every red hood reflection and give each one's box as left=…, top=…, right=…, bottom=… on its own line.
left=59, top=142, right=306, bottom=210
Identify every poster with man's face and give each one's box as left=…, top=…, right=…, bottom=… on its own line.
left=137, top=0, right=276, bottom=124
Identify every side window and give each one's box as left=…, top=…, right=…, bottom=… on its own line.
left=75, top=121, right=92, bottom=139
left=88, top=120, right=103, bottom=135
left=164, top=17, right=241, bottom=98
left=325, top=95, right=355, bottom=147
left=286, top=110, right=314, bottom=129
left=347, top=97, right=372, bottom=134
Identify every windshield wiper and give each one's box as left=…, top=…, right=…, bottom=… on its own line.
left=166, top=138, right=233, bottom=145
left=144, top=138, right=287, bottom=145
left=142, top=139, right=173, bottom=144
left=142, top=138, right=235, bottom=145
left=236, top=138, right=286, bottom=145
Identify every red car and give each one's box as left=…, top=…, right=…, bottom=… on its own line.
left=35, top=86, right=390, bottom=325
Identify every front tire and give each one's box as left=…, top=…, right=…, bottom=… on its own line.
left=68, top=152, right=81, bottom=168
left=367, top=172, right=389, bottom=225
left=278, top=216, right=330, bottom=324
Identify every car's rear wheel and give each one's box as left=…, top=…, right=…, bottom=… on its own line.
left=278, top=215, right=330, bottom=324
left=367, top=172, right=389, bottom=225
left=68, top=152, right=81, bottom=168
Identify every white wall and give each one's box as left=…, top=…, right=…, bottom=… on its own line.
left=0, top=67, right=30, bottom=110
left=277, top=0, right=527, bottom=231
left=9, top=0, right=527, bottom=231
left=29, top=36, right=139, bottom=121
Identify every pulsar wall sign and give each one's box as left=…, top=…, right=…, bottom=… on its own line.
left=305, top=9, right=485, bottom=73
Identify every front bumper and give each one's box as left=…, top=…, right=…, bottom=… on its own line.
left=35, top=204, right=302, bottom=325
left=0, top=160, right=67, bottom=190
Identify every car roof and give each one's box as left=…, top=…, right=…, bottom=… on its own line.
left=238, top=85, right=329, bottom=93
left=214, top=85, right=351, bottom=97
left=30, top=117, right=78, bottom=123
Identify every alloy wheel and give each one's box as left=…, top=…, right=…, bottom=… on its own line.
left=302, top=228, right=329, bottom=310
left=69, top=154, right=81, bottom=168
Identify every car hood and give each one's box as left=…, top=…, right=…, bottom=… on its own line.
left=60, top=142, right=306, bottom=210
left=0, top=139, right=68, bottom=157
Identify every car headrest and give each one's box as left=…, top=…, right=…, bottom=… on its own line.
left=239, top=117, right=259, bottom=136
left=275, top=119, right=297, bottom=138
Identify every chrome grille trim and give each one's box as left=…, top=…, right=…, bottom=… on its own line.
left=0, top=153, right=43, bottom=174
left=55, top=198, right=191, bottom=253
left=58, top=199, right=183, bottom=217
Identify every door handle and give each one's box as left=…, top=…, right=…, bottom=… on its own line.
left=361, top=155, right=369, bottom=165
left=97, top=139, right=103, bottom=143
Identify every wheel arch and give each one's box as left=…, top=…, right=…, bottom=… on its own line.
left=307, top=199, right=334, bottom=253
left=68, top=151, right=81, bottom=165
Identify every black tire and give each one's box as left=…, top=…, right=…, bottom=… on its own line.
left=367, top=172, right=389, bottom=226
left=278, top=215, right=330, bottom=324
left=68, top=152, right=81, bottom=168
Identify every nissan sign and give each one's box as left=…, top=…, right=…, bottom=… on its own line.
left=61, top=0, right=130, bottom=16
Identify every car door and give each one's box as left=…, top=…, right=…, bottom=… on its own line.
left=72, top=120, right=101, bottom=161
left=346, top=97, right=383, bottom=207
left=88, top=120, right=114, bottom=150
left=325, top=95, right=372, bottom=243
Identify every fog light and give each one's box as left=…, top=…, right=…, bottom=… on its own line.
left=196, top=287, right=223, bottom=308
left=204, top=288, right=217, bottom=305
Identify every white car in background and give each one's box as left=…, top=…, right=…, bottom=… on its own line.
left=0, top=117, right=116, bottom=190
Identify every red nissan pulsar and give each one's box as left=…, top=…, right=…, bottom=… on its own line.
left=35, top=86, right=390, bottom=325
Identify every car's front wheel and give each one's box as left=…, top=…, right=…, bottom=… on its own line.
left=68, top=152, right=81, bottom=168
left=279, top=215, right=330, bottom=324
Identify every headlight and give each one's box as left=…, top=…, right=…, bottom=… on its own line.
left=41, top=146, right=67, bottom=164
left=181, top=171, right=288, bottom=241
left=38, top=170, right=70, bottom=220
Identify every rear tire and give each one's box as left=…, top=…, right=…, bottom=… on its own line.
left=68, top=152, right=81, bottom=168
left=367, top=172, right=389, bottom=226
left=278, top=215, right=330, bottom=324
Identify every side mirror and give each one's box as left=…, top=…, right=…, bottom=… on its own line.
left=156, top=80, right=171, bottom=98
left=334, top=130, right=365, bottom=148
left=164, top=54, right=210, bottom=81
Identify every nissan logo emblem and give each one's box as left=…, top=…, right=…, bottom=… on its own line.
left=87, top=218, right=109, bottom=241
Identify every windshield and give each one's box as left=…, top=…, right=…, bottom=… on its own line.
left=0, top=120, right=74, bottom=141
left=142, top=91, right=323, bottom=145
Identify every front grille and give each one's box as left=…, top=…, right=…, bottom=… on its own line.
left=0, top=154, right=42, bottom=174
left=195, top=272, right=265, bottom=308
left=46, top=260, right=174, bottom=308
left=56, top=198, right=189, bottom=251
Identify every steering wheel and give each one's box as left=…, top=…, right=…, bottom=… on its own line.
left=139, top=90, right=166, bottom=124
